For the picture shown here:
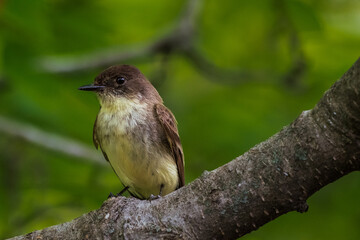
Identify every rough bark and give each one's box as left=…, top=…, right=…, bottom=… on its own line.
left=9, top=58, right=360, bottom=239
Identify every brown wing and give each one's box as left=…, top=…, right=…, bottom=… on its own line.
left=93, top=113, right=109, bottom=162
left=93, top=114, right=99, bottom=149
left=155, top=104, right=185, bottom=188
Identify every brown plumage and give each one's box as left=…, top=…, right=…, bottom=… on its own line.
left=155, top=104, right=185, bottom=187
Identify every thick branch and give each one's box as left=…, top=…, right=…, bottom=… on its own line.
left=10, top=58, right=360, bottom=239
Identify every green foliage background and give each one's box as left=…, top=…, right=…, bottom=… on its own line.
left=0, top=0, right=359, bottom=239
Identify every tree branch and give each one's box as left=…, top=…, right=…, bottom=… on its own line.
left=37, top=0, right=302, bottom=85
left=37, top=0, right=202, bottom=74
left=270, top=0, right=308, bottom=88
left=0, top=115, right=104, bottom=165
left=9, top=58, right=360, bottom=239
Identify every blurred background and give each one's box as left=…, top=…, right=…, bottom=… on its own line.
left=0, top=0, right=359, bottom=239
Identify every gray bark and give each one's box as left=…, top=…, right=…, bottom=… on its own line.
left=9, top=58, right=360, bottom=239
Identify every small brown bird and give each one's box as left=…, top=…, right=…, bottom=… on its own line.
left=79, top=65, right=184, bottom=199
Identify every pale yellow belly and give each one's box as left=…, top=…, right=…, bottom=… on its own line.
left=105, top=140, right=179, bottom=199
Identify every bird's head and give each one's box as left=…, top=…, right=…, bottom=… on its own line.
left=79, top=65, right=161, bottom=106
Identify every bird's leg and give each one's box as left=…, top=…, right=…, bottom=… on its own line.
left=149, top=184, right=164, bottom=201
left=107, top=192, right=116, bottom=199
left=159, top=183, right=164, bottom=196
left=116, top=186, right=129, bottom=196
left=107, top=186, right=130, bottom=199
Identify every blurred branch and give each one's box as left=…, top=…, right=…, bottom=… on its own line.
left=0, top=115, right=105, bottom=165
left=38, top=0, right=270, bottom=85
left=184, top=49, right=268, bottom=84
left=38, top=0, right=202, bottom=74
left=10, top=59, right=360, bottom=239
left=0, top=75, right=8, bottom=92
left=271, top=0, right=307, bottom=88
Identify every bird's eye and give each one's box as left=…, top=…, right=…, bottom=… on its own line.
left=116, top=77, right=126, bottom=85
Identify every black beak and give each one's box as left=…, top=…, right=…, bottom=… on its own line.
left=78, top=84, right=105, bottom=91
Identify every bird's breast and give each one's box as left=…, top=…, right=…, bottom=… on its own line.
left=95, top=97, right=178, bottom=198
left=97, top=97, right=147, bottom=135
left=96, top=97, right=151, bottom=166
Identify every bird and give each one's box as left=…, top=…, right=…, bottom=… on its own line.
left=78, top=65, right=184, bottom=199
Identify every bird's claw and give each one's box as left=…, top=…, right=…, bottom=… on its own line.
left=107, top=192, right=116, bottom=199
left=148, top=194, right=161, bottom=201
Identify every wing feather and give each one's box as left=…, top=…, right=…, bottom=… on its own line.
left=93, top=114, right=109, bottom=162
left=155, top=104, right=185, bottom=188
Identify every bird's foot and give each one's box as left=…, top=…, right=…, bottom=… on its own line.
left=117, top=186, right=129, bottom=196
left=107, top=186, right=130, bottom=199
left=148, top=184, right=164, bottom=201
left=148, top=194, right=162, bottom=201
left=107, top=192, right=116, bottom=199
